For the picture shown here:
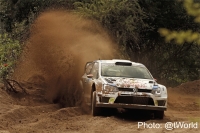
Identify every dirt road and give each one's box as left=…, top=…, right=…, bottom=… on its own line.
left=0, top=10, right=199, bottom=133
left=0, top=80, right=199, bottom=133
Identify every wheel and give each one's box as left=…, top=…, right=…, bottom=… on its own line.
left=92, top=91, right=101, bottom=116
left=154, top=110, right=164, bottom=119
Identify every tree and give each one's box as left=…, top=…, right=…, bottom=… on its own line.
left=74, top=0, right=147, bottom=57
left=0, top=0, right=199, bottom=85
left=0, top=0, right=76, bottom=40
left=159, top=0, right=200, bottom=45
left=154, top=0, right=200, bottom=84
left=137, top=0, right=200, bottom=85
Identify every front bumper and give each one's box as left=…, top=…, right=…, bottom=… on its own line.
left=96, top=103, right=167, bottom=111
left=96, top=92, right=167, bottom=111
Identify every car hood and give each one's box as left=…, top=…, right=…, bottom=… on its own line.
left=103, top=77, right=155, bottom=89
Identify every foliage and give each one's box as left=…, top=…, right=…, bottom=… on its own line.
left=159, top=29, right=200, bottom=44
left=74, top=0, right=147, bottom=53
left=0, top=34, right=22, bottom=79
left=0, top=0, right=200, bottom=85
left=0, top=0, right=77, bottom=79
left=184, top=0, right=200, bottom=23
left=135, top=0, right=200, bottom=85
left=159, top=0, right=200, bottom=45
left=0, top=0, right=76, bottom=39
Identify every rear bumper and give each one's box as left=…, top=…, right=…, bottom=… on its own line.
left=96, top=103, right=167, bottom=111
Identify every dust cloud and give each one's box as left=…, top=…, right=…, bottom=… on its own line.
left=13, top=10, right=117, bottom=107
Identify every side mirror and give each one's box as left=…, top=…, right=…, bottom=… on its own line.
left=87, top=74, right=93, bottom=78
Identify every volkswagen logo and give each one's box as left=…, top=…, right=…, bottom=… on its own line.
left=133, top=88, right=138, bottom=94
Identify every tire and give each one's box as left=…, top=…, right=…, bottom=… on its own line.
left=92, top=91, right=101, bottom=116
left=154, top=110, right=164, bottom=119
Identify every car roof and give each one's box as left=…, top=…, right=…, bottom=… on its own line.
left=94, top=59, right=145, bottom=66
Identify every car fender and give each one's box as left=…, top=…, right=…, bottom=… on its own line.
left=158, top=84, right=167, bottom=97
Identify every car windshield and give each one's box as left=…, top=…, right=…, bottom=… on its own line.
left=101, top=63, right=153, bottom=79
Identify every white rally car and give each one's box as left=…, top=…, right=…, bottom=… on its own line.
left=80, top=59, right=167, bottom=119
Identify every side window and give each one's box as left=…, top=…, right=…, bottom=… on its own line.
left=85, top=62, right=93, bottom=75
left=90, top=62, right=99, bottom=79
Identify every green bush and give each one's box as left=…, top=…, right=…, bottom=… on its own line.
left=0, top=34, right=22, bottom=79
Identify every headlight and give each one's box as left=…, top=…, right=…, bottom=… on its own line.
left=152, top=86, right=161, bottom=95
left=104, top=84, right=118, bottom=92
